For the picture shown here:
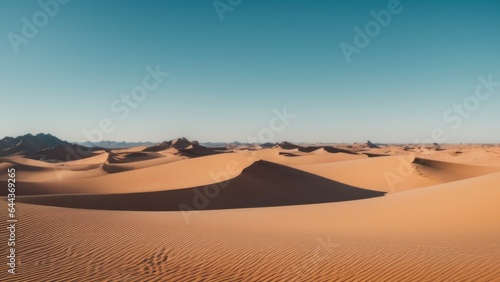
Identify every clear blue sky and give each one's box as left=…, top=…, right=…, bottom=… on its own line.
left=1, top=0, right=499, bottom=143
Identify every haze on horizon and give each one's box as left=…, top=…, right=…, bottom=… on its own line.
left=1, top=0, right=500, bottom=143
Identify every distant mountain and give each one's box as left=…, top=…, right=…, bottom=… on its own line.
left=144, top=137, right=228, bottom=157
left=277, top=141, right=356, bottom=154
left=0, top=133, right=70, bottom=157
left=0, top=133, right=368, bottom=162
left=0, top=133, right=104, bottom=162
left=77, top=140, right=156, bottom=149
left=144, top=137, right=193, bottom=151
left=366, top=140, right=381, bottom=149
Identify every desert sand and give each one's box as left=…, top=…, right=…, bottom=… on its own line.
left=1, top=143, right=500, bottom=281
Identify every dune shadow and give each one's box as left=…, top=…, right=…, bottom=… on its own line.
left=16, top=160, right=385, bottom=211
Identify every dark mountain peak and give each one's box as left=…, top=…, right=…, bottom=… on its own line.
left=0, top=133, right=70, bottom=158
left=367, top=140, right=381, bottom=149
left=172, top=137, right=191, bottom=149
left=35, top=133, right=54, bottom=138
left=144, top=137, right=194, bottom=152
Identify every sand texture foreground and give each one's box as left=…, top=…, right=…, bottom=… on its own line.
left=1, top=144, right=500, bottom=281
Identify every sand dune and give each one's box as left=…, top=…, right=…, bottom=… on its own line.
left=107, top=151, right=165, bottom=163
left=103, top=151, right=186, bottom=173
left=270, top=152, right=368, bottom=165
left=411, top=157, right=500, bottom=182
left=1, top=145, right=500, bottom=281
left=0, top=153, right=255, bottom=196
left=17, top=160, right=385, bottom=210
left=287, top=155, right=500, bottom=193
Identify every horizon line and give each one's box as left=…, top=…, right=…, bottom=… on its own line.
left=2, top=132, right=499, bottom=146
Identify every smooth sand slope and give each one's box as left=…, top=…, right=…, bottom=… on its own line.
left=1, top=144, right=500, bottom=281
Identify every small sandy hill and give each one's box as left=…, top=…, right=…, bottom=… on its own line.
left=247, top=144, right=263, bottom=150
left=103, top=152, right=186, bottom=173
left=177, top=142, right=228, bottom=157
left=412, top=157, right=500, bottom=182
left=110, top=146, right=149, bottom=154
left=287, top=155, right=500, bottom=193
left=0, top=154, right=108, bottom=184
left=107, top=151, right=165, bottom=163
left=0, top=153, right=108, bottom=170
left=156, top=147, right=181, bottom=156
left=234, top=148, right=281, bottom=160
left=2, top=153, right=255, bottom=196
left=271, top=152, right=368, bottom=165
left=31, top=144, right=100, bottom=162
left=0, top=156, right=57, bottom=169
